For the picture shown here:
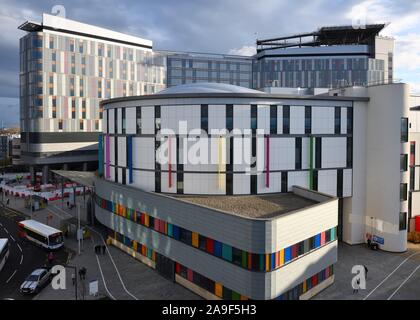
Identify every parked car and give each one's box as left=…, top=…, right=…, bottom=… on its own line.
left=20, top=268, right=52, bottom=294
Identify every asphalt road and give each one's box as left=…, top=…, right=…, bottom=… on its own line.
left=0, top=206, right=48, bottom=300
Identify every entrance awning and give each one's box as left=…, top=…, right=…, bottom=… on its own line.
left=51, top=170, right=96, bottom=188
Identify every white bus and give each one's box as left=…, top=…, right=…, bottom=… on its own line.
left=18, top=220, right=64, bottom=250
left=0, top=238, right=10, bottom=272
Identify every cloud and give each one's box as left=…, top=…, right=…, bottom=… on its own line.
left=228, top=46, right=256, bottom=56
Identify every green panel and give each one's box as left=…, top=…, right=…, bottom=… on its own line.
left=232, top=291, right=241, bottom=300
left=242, top=251, right=248, bottom=268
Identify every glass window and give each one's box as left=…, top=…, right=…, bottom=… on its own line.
left=399, top=212, right=407, bottom=230
left=401, top=118, right=408, bottom=143
left=401, top=154, right=408, bottom=172
left=400, top=183, right=408, bottom=201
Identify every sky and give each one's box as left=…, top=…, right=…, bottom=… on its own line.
left=0, top=0, right=419, bottom=127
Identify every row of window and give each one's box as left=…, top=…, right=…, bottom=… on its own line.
left=95, top=194, right=337, bottom=272
left=110, top=227, right=334, bottom=300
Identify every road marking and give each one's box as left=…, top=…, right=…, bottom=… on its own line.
left=387, top=264, right=420, bottom=300
left=6, top=269, right=18, bottom=284
left=52, top=205, right=74, bottom=218
left=4, top=228, right=9, bottom=234
left=363, top=251, right=420, bottom=300
left=90, top=237, right=116, bottom=300
left=17, top=243, right=22, bottom=252
left=19, top=254, right=24, bottom=265
left=88, top=227, right=138, bottom=300
left=10, top=235, right=15, bottom=242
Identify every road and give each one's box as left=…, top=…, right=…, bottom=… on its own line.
left=0, top=205, right=47, bottom=300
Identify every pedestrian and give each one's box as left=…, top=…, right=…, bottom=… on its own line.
left=81, top=267, right=87, bottom=280
left=71, top=273, right=75, bottom=286
left=48, top=251, right=54, bottom=265
left=6, top=198, right=9, bottom=205
left=353, top=279, right=360, bottom=294
left=102, top=244, right=106, bottom=255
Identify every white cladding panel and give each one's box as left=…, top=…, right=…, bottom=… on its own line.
left=208, top=105, right=226, bottom=131
left=269, top=138, right=295, bottom=170
left=117, top=137, right=126, bottom=167
left=322, top=137, right=347, bottom=168
left=233, top=174, right=250, bottom=194
left=133, top=137, right=155, bottom=169
left=318, top=170, right=338, bottom=197
left=343, top=169, right=352, bottom=197
left=117, top=108, right=122, bottom=134
left=184, top=173, right=226, bottom=195
left=290, top=106, right=305, bottom=134
left=341, top=107, right=348, bottom=134
left=312, top=107, right=334, bottom=134
left=288, top=171, right=309, bottom=191
left=257, top=105, right=270, bottom=133
left=108, top=109, right=115, bottom=134
left=257, top=171, right=281, bottom=194
left=233, top=105, right=250, bottom=130
left=126, top=107, right=136, bottom=134
left=141, top=107, right=154, bottom=134
left=109, top=136, right=115, bottom=166
left=161, top=105, right=200, bottom=133
left=277, top=105, right=283, bottom=134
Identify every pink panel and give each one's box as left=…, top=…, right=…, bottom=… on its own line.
left=320, top=231, right=326, bottom=245
left=187, top=269, right=193, bottom=282
left=265, top=135, right=270, bottom=188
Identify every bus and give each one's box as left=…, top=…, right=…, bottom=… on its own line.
left=18, top=220, right=64, bottom=250
left=0, top=238, right=10, bottom=272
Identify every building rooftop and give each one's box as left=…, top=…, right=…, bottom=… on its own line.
left=156, top=82, right=263, bottom=95
left=172, top=192, right=318, bottom=219
left=257, top=23, right=387, bottom=52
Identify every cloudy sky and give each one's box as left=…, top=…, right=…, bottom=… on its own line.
left=1, top=0, right=419, bottom=126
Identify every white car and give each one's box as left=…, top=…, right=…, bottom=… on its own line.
left=20, top=268, right=52, bottom=294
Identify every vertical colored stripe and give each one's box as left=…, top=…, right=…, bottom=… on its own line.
left=215, top=283, right=223, bottom=298
left=266, top=254, right=270, bottom=272
left=192, top=232, right=199, bottom=247
left=168, top=136, right=172, bottom=188
left=266, top=135, right=270, bottom=188
left=309, top=135, right=314, bottom=189
left=320, top=231, right=326, bottom=246
left=105, top=134, right=110, bottom=178
left=280, top=249, right=284, bottom=266
left=127, top=135, right=133, bottom=183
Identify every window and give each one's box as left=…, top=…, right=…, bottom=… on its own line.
left=295, top=138, right=302, bottom=170
left=283, top=105, right=290, bottom=134
left=400, top=183, right=408, bottom=201
left=347, top=137, right=353, bottom=167
left=315, top=137, right=322, bottom=168
left=399, top=212, right=407, bottom=230
left=401, top=154, right=408, bottom=172
left=305, top=106, right=311, bottom=134
left=122, top=108, right=126, bottom=134
left=401, top=118, right=408, bottom=143
left=201, top=104, right=208, bottom=133
left=232, top=247, right=242, bottom=266
left=270, top=105, right=277, bottom=134
left=136, top=107, right=141, bottom=134
left=58, top=119, right=63, bottom=130
left=334, top=107, right=341, bottom=134
left=251, top=105, right=257, bottom=132
left=226, top=105, right=233, bottom=131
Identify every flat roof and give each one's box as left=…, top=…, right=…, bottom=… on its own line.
left=19, top=220, right=62, bottom=237
left=52, top=170, right=96, bottom=188
left=172, top=193, right=318, bottom=219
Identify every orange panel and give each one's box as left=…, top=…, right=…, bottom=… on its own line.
left=215, top=282, right=223, bottom=298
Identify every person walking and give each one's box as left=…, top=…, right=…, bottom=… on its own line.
left=364, top=265, right=369, bottom=279
left=353, top=279, right=360, bottom=294
left=47, top=251, right=54, bottom=266
left=102, top=244, right=106, bottom=255
left=71, top=273, right=75, bottom=286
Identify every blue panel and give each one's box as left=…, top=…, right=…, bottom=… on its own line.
left=172, top=225, right=180, bottom=240
left=214, top=241, right=222, bottom=257
left=127, top=135, right=133, bottom=184
left=271, top=253, right=275, bottom=270
left=315, top=234, right=321, bottom=248
left=285, top=246, right=292, bottom=263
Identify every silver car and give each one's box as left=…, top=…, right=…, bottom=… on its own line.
left=20, top=268, right=51, bottom=294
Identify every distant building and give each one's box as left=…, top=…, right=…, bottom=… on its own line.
left=18, top=13, right=166, bottom=182
left=11, top=137, right=23, bottom=166
left=0, top=136, right=9, bottom=161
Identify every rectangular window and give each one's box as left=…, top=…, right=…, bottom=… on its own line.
left=283, top=105, right=290, bottom=134
left=136, top=107, right=141, bottom=134
left=270, top=105, right=277, bottom=134
left=250, top=175, right=257, bottom=195
left=281, top=172, right=288, bottom=193
left=400, top=183, right=408, bottom=201
left=401, top=154, right=408, bottom=172
left=334, top=107, right=341, bottom=134
left=226, top=104, right=233, bottom=131
left=295, top=138, right=302, bottom=170
left=347, top=107, right=353, bottom=134
left=347, top=137, right=353, bottom=167
left=201, top=104, right=208, bottom=133
left=399, top=212, right=407, bottom=230
left=251, top=105, right=257, bottom=132
left=337, top=169, right=343, bottom=197
left=122, top=108, right=126, bottom=134
left=315, top=137, right=322, bottom=168
left=401, top=118, right=408, bottom=143
left=305, top=106, right=311, bottom=134
left=155, top=106, right=161, bottom=134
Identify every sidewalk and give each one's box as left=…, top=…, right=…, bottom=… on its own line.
left=2, top=194, right=199, bottom=300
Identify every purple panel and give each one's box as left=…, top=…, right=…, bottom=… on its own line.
left=105, top=134, right=110, bottom=179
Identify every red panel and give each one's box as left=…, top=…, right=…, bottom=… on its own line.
left=416, top=216, right=420, bottom=232
left=175, top=263, right=181, bottom=274
left=320, top=231, right=326, bottom=245
left=187, top=268, right=193, bottom=282
left=312, top=275, right=318, bottom=287
left=292, top=244, right=298, bottom=258
left=140, top=213, right=145, bottom=225
left=206, top=238, right=214, bottom=254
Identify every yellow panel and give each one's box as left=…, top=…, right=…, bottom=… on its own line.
left=303, top=280, right=307, bottom=293
left=280, top=249, right=284, bottom=266
left=144, top=214, right=149, bottom=227
left=132, top=240, right=137, bottom=252
left=215, top=282, right=223, bottom=298
left=266, top=254, right=270, bottom=271
left=192, top=232, right=199, bottom=247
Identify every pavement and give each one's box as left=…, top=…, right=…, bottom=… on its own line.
left=0, top=193, right=200, bottom=300
left=314, top=242, right=420, bottom=300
